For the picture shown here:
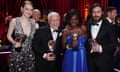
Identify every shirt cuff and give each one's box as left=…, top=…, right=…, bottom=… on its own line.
left=90, top=49, right=93, bottom=53
left=43, top=53, right=47, bottom=59
left=35, top=23, right=39, bottom=29
left=99, top=45, right=103, bottom=53
left=90, top=45, right=102, bottom=53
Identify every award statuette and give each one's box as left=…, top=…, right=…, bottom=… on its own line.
left=48, top=40, right=56, bottom=56
left=0, top=39, right=2, bottom=48
left=15, top=33, right=27, bottom=52
left=71, top=32, right=79, bottom=51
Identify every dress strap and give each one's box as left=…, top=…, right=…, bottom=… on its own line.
left=15, top=17, right=23, bottom=34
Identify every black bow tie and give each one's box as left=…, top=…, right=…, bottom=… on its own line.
left=53, top=29, right=59, bottom=32
left=92, top=23, right=99, bottom=26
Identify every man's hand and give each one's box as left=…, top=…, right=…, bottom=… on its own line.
left=91, top=43, right=102, bottom=53
left=44, top=52, right=56, bottom=61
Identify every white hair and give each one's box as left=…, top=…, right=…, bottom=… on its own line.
left=48, top=12, right=60, bottom=21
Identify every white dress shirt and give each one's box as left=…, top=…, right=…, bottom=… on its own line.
left=91, top=20, right=102, bottom=39
left=90, top=20, right=103, bottom=53
left=106, top=17, right=112, bottom=23
left=50, top=28, right=58, bottom=41
left=43, top=27, right=58, bottom=59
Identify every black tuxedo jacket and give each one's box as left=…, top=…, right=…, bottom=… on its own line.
left=32, top=25, right=62, bottom=72
left=85, top=19, right=118, bottom=72
left=86, top=19, right=118, bottom=59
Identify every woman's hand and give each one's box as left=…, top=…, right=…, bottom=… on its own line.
left=14, top=42, right=21, bottom=48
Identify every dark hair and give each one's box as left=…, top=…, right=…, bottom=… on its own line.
left=90, top=3, right=105, bottom=20
left=105, top=7, right=117, bottom=17
left=65, top=9, right=82, bottom=27
left=90, top=3, right=104, bottom=14
left=41, top=10, right=49, bottom=19
left=106, top=7, right=117, bottom=13
left=21, top=0, right=33, bottom=8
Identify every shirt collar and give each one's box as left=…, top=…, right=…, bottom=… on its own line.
left=96, top=20, right=103, bottom=26
left=50, top=27, right=54, bottom=32
left=50, top=27, right=58, bottom=32
left=106, top=17, right=112, bottom=23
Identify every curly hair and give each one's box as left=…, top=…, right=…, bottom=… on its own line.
left=65, top=9, right=82, bottom=27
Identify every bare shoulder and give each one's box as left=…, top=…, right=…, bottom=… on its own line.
left=9, top=18, right=17, bottom=26
left=78, top=25, right=87, bottom=35
left=80, top=25, right=86, bottom=31
left=11, top=18, right=16, bottom=23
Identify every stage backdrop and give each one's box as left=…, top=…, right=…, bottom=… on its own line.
left=0, top=0, right=108, bottom=44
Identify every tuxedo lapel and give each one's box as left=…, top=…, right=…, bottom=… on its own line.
left=89, top=20, right=106, bottom=41
left=96, top=21, right=106, bottom=41
left=48, top=28, right=53, bottom=40
left=88, top=23, right=92, bottom=39
left=56, top=30, right=61, bottom=40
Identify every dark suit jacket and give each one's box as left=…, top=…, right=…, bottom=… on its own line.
left=36, top=21, right=48, bottom=28
left=32, top=25, right=62, bottom=72
left=86, top=19, right=118, bottom=65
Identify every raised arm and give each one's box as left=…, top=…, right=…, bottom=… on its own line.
left=62, top=29, right=69, bottom=49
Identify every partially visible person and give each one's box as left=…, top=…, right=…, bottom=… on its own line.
left=106, top=7, right=118, bottom=39
left=32, top=9, right=41, bottom=28
left=106, top=7, right=118, bottom=24
left=6, top=15, right=13, bottom=27
left=62, top=13, right=68, bottom=29
left=86, top=3, right=118, bottom=72
left=32, top=9, right=47, bottom=28
left=114, top=14, right=120, bottom=70
left=7, top=0, right=35, bottom=72
left=40, top=10, right=48, bottom=23
left=32, top=12, right=62, bottom=72
left=62, top=9, right=88, bottom=72
left=32, top=9, right=41, bottom=22
left=116, top=14, right=120, bottom=42
left=106, top=7, right=120, bottom=56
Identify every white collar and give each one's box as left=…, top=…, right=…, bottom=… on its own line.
left=50, top=27, right=54, bottom=32
left=106, top=17, right=112, bottom=23
left=96, top=20, right=103, bottom=26
left=50, top=27, right=58, bottom=32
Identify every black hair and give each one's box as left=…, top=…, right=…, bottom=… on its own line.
left=106, top=7, right=117, bottom=13
left=65, top=9, right=82, bottom=27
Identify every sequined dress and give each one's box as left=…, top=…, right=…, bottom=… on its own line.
left=9, top=18, right=35, bottom=72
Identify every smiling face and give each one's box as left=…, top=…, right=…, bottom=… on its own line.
left=70, top=15, right=79, bottom=27
left=32, top=10, right=41, bottom=21
left=21, top=4, right=33, bottom=18
left=48, top=12, right=60, bottom=30
left=49, top=14, right=60, bottom=30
